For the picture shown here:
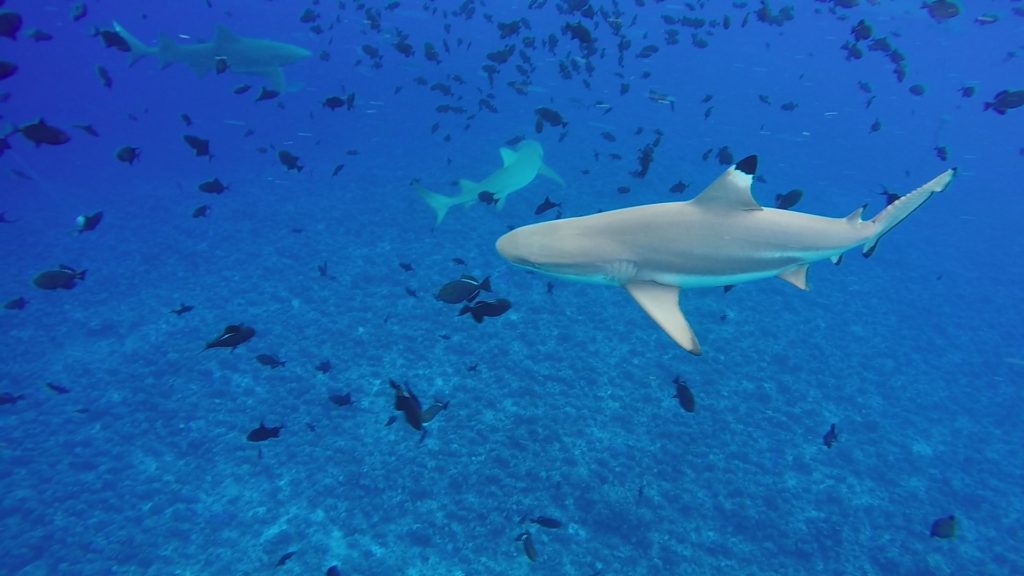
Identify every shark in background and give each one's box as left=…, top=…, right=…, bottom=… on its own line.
left=496, top=155, right=955, bottom=355
left=111, top=21, right=311, bottom=90
left=414, top=139, right=564, bottom=227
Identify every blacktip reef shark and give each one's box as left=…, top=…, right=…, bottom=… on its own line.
left=111, top=21, right=310, bottom=90
left=496, top=155, right=955, bottom=355
left=414, top=139, right=564, bottom=226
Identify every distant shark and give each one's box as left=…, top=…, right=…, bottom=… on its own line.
left=111, top=21, right=310, bottom=90
left=496, top=155, right=955, bottom=355
left=415, top=139, right=564, bottom=226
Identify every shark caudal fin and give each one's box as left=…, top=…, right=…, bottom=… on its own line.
left=112, top=21, right=157, bottom=65
left=863, top=168, right=955, bottom=257
left=413, top=182, right=471, bottom=227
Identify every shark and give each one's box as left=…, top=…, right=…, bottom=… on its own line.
left=111, top=21, right=311, bottom=90
left=496, top=155, right=955, bottom=355
left=415, top=139, right=564, bottom=226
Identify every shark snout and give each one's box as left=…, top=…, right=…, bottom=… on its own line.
left=495, top=228, right=529, bottom=265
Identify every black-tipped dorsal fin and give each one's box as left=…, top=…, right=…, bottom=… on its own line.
left=690, top=155, right=762, bottom=211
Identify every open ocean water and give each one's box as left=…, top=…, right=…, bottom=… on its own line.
left=1, top=1, right=1022, bottom=575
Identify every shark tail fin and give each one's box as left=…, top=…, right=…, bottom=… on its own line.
left=863, top=168, right=955, bottom=258
left=112, top=21, right=157, bottom=65
left=414, top=182, right=458, bottom=227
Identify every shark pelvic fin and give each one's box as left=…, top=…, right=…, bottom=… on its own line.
left=691, top=155, right=762, bottom=212
left=625, top=282, right=701, bottom=355
left=498, top=147, right=517, bottom=166
left=777, top=264, right=810, bottom=290
left=538, top=162, right=565, bottom=187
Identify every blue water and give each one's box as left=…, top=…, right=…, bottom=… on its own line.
left=2, top=1, right=1022, bottom=574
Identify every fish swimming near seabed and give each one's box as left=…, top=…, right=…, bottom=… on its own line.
left=111, top=21, right=311, bottom=91
left=414, top=139, right=564, bottom=226
left=496, top=155, right=954, bottom=354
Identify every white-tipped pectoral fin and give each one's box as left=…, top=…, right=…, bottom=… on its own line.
left=625, top=282, right=702, bottom=355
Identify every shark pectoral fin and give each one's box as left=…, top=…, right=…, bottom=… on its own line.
left=258, top=67, right=287, bottom=91
left=777, top=264, right=810, bottom=290
left=538, top=162, right=566, bottom=187
left=499, top=147, right=518, bottom=166
left=625, top=282, right=702, bottom=355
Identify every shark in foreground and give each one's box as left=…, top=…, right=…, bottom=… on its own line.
left=415, top=139, right=564, bottom=226
left=496, top=155, right=955, bottom=355
left=111, top=21, right=310, bottom=90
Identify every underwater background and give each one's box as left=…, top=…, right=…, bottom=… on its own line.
left=1, top=1, right=1022, bottom=574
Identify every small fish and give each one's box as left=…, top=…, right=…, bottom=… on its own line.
left=534, top=196, right=561, bottom=216
left=922, top=0, right=959, bottom=23
left=515, top=531, right=537, bottom=562
left=399, top=262, right=414, bottom=272
left=71, top=3, right=88, bottom=23
left=331, top=163, right=345, bottom=177
left=326, top=566, right=341, bottom=576
left=255, top=87, right=280, bottom=102
left=869, top=118, right=882, bottom=133
left=45, top=382, right=70, bottom=394
left=389, top=379, right=424, bottom=432
left=204, top=324, right=255, bottom=351
left=452, top=257, right=467, bottom=266
left=328, top=392, right=353, bottom=407
left=278, top=150, right=304, bottom=172
left=958, top=85, right=975, bottom=98
left=458, top=298, right=511, bottom=323
left=198, top=178, right=228, bottom=194
left=246, top=420, right=282, bottom=442
left=0, top=392, right=26, bottom=406
left=780, top=101, right=798, bottom=112
left=478, top=191, right=498, bottom=205
left=530, top=516, right=563, bottom=529
left=275, top=550, right=296, bottom=567
left=27, top=28, right=53, bottom=42
left=909, top=84, right=926, bottom=96
left=4, top=296, right=28, bottom=310
left=315, top=360, right=332, bottom=374
left=672, top=376, right=695, bottom=413
left=20, top=118, right=71, bottom=147
left=929, top=515, right=956, bottom=539
left=256, top=354, right=286, bottom=369
left=180, top=113, right=192, bottom=126
left=73, top=124, right=100, bottom=137
left=322, top=96, right=346, bottom=111
left=436, top=275, right=491, bottom=304
left=774, top=189, right=803, bottom=210
left=934, top=146, right=948, bottom=162
left=192, top=205, right=211, bottom=218
left=76, top=211, right=103, bottom=234
left=233, top=84, right=252, bottom=95
left=215, top=56, right=228, bottom=74
left=183, top=135, right=213, bottom=159
left=95, top=65, right=112, bottom=88
left=823, top=423, right=839, bottom=448
left=984, top=89, right=1024, bottom=115
left=116, top=146, right=141, bottom=165
left=879, top=189, right=901, bottom=206
left=0, top=60, right=18, bottom=81
left=171, top=303, right=194, bottom=316
left=33, top=265, right=87, bottom=290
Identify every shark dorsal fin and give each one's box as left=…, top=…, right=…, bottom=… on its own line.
left=499, top=147, right=518, bottom=167
left=845, top=203, right=867, bottom=223
left=690, top=155, right=762, bottom=212
left=214, top=26, right=241, bottom=47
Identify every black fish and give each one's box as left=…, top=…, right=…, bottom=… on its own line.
left=4, top=296, right=28, bottom=310
left=204, top=324, right=255, bottom=351
left=278, top=150, right=303, bottom=172
left=984, top=89, right=1024, bottom=115
left=436, top=275, right=491, bottom=304
left=246, top=420, right=282, bottom=442
left=534, top=106, right=567, bottom=131
left=198, top=178, right=228, bottom=194
left=316, top=360, right=332, bottom=374
left=458, top=298, right=511, bottom=323
left=822, top=423, right=839, bottom=448
left=256, top=354, right=286, bottom=368
left=478, top=191, right=498, bottom=205
left=851, top=19, right=872, bottom=41
left=328, top=392, right=353, bottom=407
left=0, top=211, right=16, bottom=224
left=534, top=196, right=561, bottom=215
left=92, top=27, right=128, bottom=51
left=879, top=189, right=901, bottom=206
left=71, top=3, right=88, bottom=23
left=325, top=566, right=341, bottom=576
left=452, top=257, right=466, bottom=266
left=515, top=531, right=537, bottom=562
left=774, top=189, right=803, bottom=210
left=389, top=379, right=424, bottom=431
left=399, top=261, right=414, bottom=272
left=0, top=60, right=17, bottom=81
left=192, top=205, right=211, bottom=218
left=322, top=96, right=345, bottom=111
left=45, top=382, right=70, bottom=394
left=76, top=211, right=103, bottom=234
left=33, top=265, right=86, bottom=290
left=331, top=163, right=344, bottom=177
left=255, top=87, right=279, bottom=102
left=0, top=392, right=25, bottom=406
left=0, top=11, right=22, bottom=40
left=74, top=124, right=100, bottom=137
left=233, top=84, right=251, bottom=95
left=171, top=303, right=194, bottom=316
left=669, top=180, right=688, bottom=194
left=929, top=515, right=956, bottom=539
left=116, top=146, right=140, bottom=165
left=180, top=113, right=192, bottom=126
left=183, top=135, right=213, bottom=159
left=934, top=146, right=948, bottom=162
left=275, top=551, right=296, bottom=567
left=672, top=376, right=695, bottom=413
left=214, top=56, right=228, bottom=74
left=96, top=65, right=112, bottom=88
left=20, top=118, right=71, bottom=147
left=530, top=516, right=563, bottom=529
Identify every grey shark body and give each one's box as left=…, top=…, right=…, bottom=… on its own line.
left=112, top=21, right=310, bottom=90
left=496, top=155, right=955, bottom=355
